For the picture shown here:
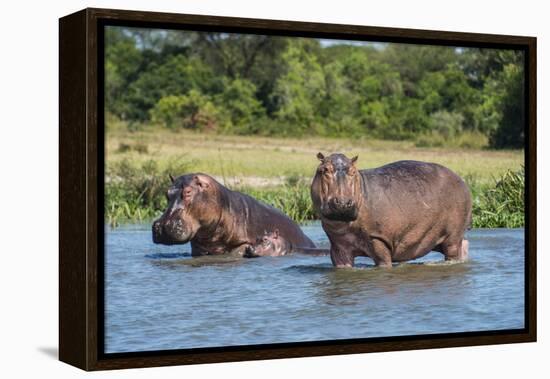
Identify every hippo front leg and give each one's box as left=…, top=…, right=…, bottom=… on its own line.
left=330, top=246, right=355, bottom=268
left=369, top=239, right=393, bottom=268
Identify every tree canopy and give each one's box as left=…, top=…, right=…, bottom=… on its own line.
left=105, top=27, right=525, bottom=149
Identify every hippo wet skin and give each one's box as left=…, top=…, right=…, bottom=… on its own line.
left=244, top=229, right=291, bottom=257
left=243, top=229, right=330, bottom=258
left=311, top=153, right=472, bottom=268
left=152, top=173, right=315, bottom=256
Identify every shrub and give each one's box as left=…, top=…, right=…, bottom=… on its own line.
left=428, top=110, right=464, bottom=139
left=116, top=142, right=149, bottom=154
left=150, top=90, right=226, bottom=131
left=472, top=167, right=524, bottom=228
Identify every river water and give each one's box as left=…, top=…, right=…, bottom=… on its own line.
left=104, top=223, right=525, bottom=353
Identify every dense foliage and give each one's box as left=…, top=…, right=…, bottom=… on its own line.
left=106, top=28, right=525, bottom=148
left=471, top=167, right=525, bottom=228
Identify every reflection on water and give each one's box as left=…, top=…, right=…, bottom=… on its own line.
left=105, top=223, right=525, bottom=353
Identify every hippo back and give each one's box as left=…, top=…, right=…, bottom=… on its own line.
left=359, top=160, right=472, bottom=231
left=225, top=189, right=316, bottom=248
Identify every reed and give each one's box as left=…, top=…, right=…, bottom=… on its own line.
left=471, top=167, right=525, bottom=228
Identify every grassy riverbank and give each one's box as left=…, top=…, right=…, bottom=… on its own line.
left=105, top=126, right=524, bottom=228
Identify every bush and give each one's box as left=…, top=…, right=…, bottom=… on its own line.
left=150, top=90, right=226, bottom=131
left=428, top=110, right=464, bottom=138
left=472, top=167, right=524, bottom=228
left=116, top=142, right=149, bottom=154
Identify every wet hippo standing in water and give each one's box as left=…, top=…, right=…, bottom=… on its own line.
left=243, top=229, right=329, bottom=258
left=311, top=153, right=472, bottom=268
left=152, top=173, right=315, bottom=256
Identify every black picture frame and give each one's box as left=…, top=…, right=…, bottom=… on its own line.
left=59, top=7, right=537, bottom=371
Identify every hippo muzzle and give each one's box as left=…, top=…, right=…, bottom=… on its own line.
left=322, top=197, right=359, bottom=221
left=152, top=217, right=192, bottom=245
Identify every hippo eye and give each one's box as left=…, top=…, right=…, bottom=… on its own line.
left=320, top=166, right=330, bottom=175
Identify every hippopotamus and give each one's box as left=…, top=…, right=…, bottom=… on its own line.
left=244, top=229, right=330, bottom=258
left=311, top=153, right=472, bottom=268
left=152, top=173, right=315, bottom=256
left=243, top=229, right=290, bottom=257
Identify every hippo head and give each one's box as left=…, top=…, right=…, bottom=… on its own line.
left=244, top=229, right=288, bottom=258
left=152, top=173, right=222, bottom=245
left=311, top=152, right=361, bottom=222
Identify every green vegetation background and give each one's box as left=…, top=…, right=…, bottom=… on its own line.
left=105, top=27, right=525, bottom=228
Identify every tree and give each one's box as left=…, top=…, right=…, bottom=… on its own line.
left=382, top=44, right=457, bottom=97
left=150, top=90, right=225, bottom=131
left=216, top=78, right=266, bottom=134
left=320, top=60, right=362, bottom=136
left=104, top=27, right=526, bottom=148
left=124, top=54, right=218, bottom=121
left=105, top=28, right=144, bottom=118
left=271, top=40, right=326, bottom=135
left=489, top=63, right=525, bottom=148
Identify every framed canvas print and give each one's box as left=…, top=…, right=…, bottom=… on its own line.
left=59, top=8, right=536, bottom=371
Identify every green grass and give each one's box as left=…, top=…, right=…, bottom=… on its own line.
left=241, top=180, right=315, bottom=223
left=414, top=130, right=489, bottom=149
left=106, top=124, right=523, bottom=187
left=105, top=122, right=524, bottom=228
left=471, top=167, right=525, bottom=228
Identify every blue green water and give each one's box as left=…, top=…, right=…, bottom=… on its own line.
left=104, top=223, right=525, bottom=353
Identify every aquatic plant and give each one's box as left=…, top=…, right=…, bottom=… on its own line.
left=471, top=167, right=525, bottom=228
left=241, top=183, right=316, bottom=223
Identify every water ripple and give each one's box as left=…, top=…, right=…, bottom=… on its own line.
left=104, top=225, right=525, bottom=353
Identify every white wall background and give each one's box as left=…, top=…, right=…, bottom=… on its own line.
left=0, top=0, right=547, bottom=377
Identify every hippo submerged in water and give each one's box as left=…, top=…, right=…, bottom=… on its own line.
left=243, top=229, right=329, bottom=258
left=244, top=229, right=290, bottom=258
left=311, top=153, right=472, bottom=268
left=152, top=173, right=315, bottom=256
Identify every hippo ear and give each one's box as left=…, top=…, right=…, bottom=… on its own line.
left=317, top=152, right=325, bottom=162
left=169, top=174, right=175, bottom=184
left=351, top=155, right=358, bottom=165
left=273, top=229, right=279, bottom=239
